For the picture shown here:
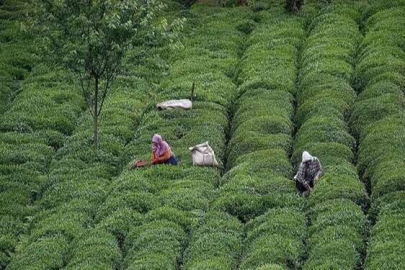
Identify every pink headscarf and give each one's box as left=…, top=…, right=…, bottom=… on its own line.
left=152, top=134, right=171, bottom=157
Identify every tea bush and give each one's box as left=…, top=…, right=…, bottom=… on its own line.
left=184, top=211, right=243, bottom=270
left=0, top=1, right=91, bottom=265
left=65, top=229, right=122, bottom=269
left=353, top=2, right=405, bottom=267
left=294, top=4, right=368, bottom=269
left=0, top=0, right=34, bottom=115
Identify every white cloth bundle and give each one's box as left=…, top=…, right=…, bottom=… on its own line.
left=156, top=99, right=192, bottom=110
left=189, top=141, right=218, bottom=167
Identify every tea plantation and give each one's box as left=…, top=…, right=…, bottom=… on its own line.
left=0, top=0, right=404, bottom=269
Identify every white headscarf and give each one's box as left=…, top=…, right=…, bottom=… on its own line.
left=302, top=151, right=314, bottom=162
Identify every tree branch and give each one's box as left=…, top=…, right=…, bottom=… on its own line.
left=97, top=62, right=119, bottom=117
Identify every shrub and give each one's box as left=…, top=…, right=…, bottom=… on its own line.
left=309, top=168, right=368, bottom=209
left=349, top=94, right=405, bottom=138
left=306, top=225, right=365, bottom=254
left=97, top=191, right=160, bottom=219
left=294, top=116, right=355, bottom=149
left=6, top=235, right=69, bottom=270
left=356, top=80, right=402, bottom=101
left=240, top=234, right=303, bottom=269
left=296, top=97, right=349, bottom=126
left=303, top=240, right=359, bottom=270
left=307, top=199, right=367, bottom=237
left=185, top=232, right=242, bottom=269
left=227, top=133, right=292, bottom=168
left=66, top=229, right=122, bottom=269
left=184, top=211, right=243, bottom=269
left=124, top=220, right=186, bottom=269
left=298, top=75, right=355, bottom=105
left=145, top=207, right=198, bottom=233
left=96, top=208, right=143, bottom=241
left=159, top=186, right=210, bottom=212
left=28, top=210, right=89, bottom=244
left=230, top=149, right=294, bottom=179
left=368, top=191, right=405, bottom=221
left=39, top=177, right=110, bottom=210
left=365, top=240, right=405, bottom=270
left=357, top=115, right=405, bottom=172
left=244, top=208, right=306, bottom=245
left=292, top=142, right=354, bottom=166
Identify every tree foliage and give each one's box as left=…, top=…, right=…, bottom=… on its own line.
left=33, top=0, right=182, bottom=147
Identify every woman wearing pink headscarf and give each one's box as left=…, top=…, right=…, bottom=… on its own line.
left=151, top=134, right=178, bottom=165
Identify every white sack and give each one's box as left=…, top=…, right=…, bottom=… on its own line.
left=157, top=99, right=192, bottom=110
left=189, top=141, right=219, bottom=167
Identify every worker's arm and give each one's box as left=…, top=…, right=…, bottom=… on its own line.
left=296, top=162, right=311, bottom=191
left=314, top=160, right=323, bottom=181
left=152, top=150, right=172, bottom=164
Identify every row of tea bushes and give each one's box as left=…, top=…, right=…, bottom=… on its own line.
left=0, top=1, right=86, bottom=265
left=0, top=69, right=84, bottom=269
left=5, top=47, right=161, bottom=270
left=216, top=7, right=306, bottom=221
left=58, top=6, right=252, bottom=270
left=294, top=3, right=369, bottom=269
left=351, top=1, right=405, bottom=269
left=0, top=0, right=34, bottom=114
left=185, top=8, right=307, bottom=269
left=234, top=11, right=306, bottom=270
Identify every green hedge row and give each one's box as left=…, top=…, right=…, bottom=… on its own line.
left=0, top=0, right=34, bottom=114
left=184, top=211, right=243, bottom=269
left=240, top=208, right=306, bottom=269
left=6, top=46, right=161, bottom=269
left=0, top=66, right=85, bottom=136
left=352, top=1, right=405, bottom=269
left=231, top=10, right=306, bottom=269
left=0, top=1, right=89, bottom=267
left=294, top=4, right=368, bottom=269
left=214, top=9, right=304, bottom=224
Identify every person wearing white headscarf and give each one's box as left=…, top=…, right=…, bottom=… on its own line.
left=294, top=151, right=323, bottom=195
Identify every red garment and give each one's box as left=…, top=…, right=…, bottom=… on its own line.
left=152, top=149, right=172, bottom=164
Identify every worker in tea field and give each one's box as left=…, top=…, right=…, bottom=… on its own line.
left=151, top=134, right=178, bottom=165
left=294, top=151, right=323, bottom=196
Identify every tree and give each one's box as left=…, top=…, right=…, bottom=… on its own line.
left=286, top=0, right=303, bottom=12
left=237, top=0, right=248, bottom=6
left=34, top=0, right=181, bottom=148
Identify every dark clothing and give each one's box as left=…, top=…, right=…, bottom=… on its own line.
left=163, top=155, right=178, bottom=165
left=295, top=158, right=322, bottom=192
left=296, top=177, right=314, bottom=192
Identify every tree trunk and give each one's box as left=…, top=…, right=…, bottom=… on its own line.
left=93, top=76, right=99, bottom=148
left=296, top=0, right=303, bottom=10
left=286, top=0, right=303, bottom=12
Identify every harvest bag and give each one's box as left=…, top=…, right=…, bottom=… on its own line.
left=157, top=99, right=192, bottom=110
left=189, top=141, right=218, bottom=167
